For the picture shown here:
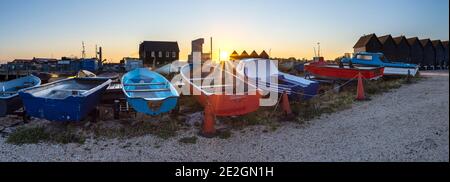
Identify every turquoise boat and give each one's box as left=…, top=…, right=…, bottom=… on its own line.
left=121, top=68, right=179, bottom=116
left=0, top=75, right=41, bottom=117
left=341, top=52, right=419, bottom=76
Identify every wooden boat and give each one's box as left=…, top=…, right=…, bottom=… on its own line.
left=0, top=75, right=41, bottom=117
left=19, top=77, right=111, bottom=122
left=122, top=68, right=179, bottom=115
left=278, top=60, right=295, bottom=72
left=341, top=52, right=419, bottom=76
left=180, top=61, right=261, bottom=116
left=304, top=61, right=384, bottom=80
left=236, top=59, right=319, bottom=101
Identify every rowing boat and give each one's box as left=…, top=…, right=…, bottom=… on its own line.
left=236, top=58, right=319, bottom=101
left=122, top=68, right=179, bottom=115
left=19, top=77, right=111, bottom=122
left=180, top=61, right=261, bottom=116
left=304, top=62, right=384, bottom=80
left=341, top=52, right=419, bottom=76
left=0, top=75, right=41, bottom=117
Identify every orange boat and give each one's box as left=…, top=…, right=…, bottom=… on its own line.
left=180, top=61, right=261, bottom=116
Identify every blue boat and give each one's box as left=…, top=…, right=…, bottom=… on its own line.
left=236, top=59, right=319, bottom=100
left=341, top=52, right=419, bottom=76
left=122, top=68, right=179, bottom=116
left=0, top=75, right=41, bottom=117
left=19, top=77, right=111, bottom=122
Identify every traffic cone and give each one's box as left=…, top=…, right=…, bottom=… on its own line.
left=281, top=91, right=295, bottom=120
left=355, top=72, right=366, bottom=101
left=200, top=103, right=216, bottom=138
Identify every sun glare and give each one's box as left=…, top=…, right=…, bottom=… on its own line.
left=220, top=51, right=229, bottom=61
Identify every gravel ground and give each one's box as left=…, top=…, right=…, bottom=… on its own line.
left=0, top=71, right=448, bottom=162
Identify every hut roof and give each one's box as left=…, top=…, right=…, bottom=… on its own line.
left=140, top=41, right=180, bottom=52
left=407, top=37, right=420, bottom=45
left=378, top=35, right=393, bottom=44
left=259, top=50, right=269, bottom=58
left=353, top=33, right=379, bottom=48
left=431, top=40, right=444, bottom=49
left=230, top=51, right=239, bottom=56
left=240, top=51, right=249, bottom=57
left=250, top=50, right=259, bottom=58
left=442, top=41, right=448, bottom=47
left=420, top=39, right=432, bottom=47
left=393, top=36, right=407, bottom=45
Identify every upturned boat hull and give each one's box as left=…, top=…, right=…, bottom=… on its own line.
left=19, top=78, right=111, bottom=122
left=181, top=63, right=261, bottom=116
left=122, top=68, right=179, bottom=116
left=0, top=75, right=41, bottom=117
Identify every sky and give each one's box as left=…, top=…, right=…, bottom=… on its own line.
left=0, top=0, right=449, bottom=63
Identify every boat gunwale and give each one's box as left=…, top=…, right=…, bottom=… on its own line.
left=121, top=68, right=179, bottom=101
left=180, top=64, right=261, bottom=96
left=0, top=75, right=42, bottom=99
left=20, top=77, right=111, bottom=100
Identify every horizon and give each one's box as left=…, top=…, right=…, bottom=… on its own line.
left=0, top=0, right=449, bottom=63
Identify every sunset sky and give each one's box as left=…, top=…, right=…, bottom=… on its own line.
left=0, top=0, right=449, bottom=63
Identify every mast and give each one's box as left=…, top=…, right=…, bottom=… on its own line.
left=317, top=42, right=321, bottom=57
left=82, top=41, right=86, bottom=59
left=210, top=37, right=213, bottom=61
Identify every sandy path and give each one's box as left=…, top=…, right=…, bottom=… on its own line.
left=0, top=71, right=448, bottom=162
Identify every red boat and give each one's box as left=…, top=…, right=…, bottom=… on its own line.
left=305, top=62, right=384, bottom=80
left=180, top=61, right=261, bottom=116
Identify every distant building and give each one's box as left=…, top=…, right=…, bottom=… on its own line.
left=139, top=41, right=180, bottom=68
left=420, top=39, right=436, bottom=67
left=230, top=51, right=240, bottom=61
left=442, top=41, right=449, bottom=67
left=188, top=38, right=211, bottom=63
left=407, top=37, right=424, bottom=65
left=249, top=50, right=259, bottom=58
left=353, top=33, right=383, bottom=53
left=259, top=50, right=270, bottom=59
left=393, top=36, right=411, bottom=63
left=378, top=34, right=397, bottom=60
left=240, top=51, right=249, bottom=59
left=229, top=50, right=270, bottom=60
left=431, top=40, right=445, bottom=68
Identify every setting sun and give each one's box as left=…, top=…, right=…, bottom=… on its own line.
left=220, top=51, right=229, bottom=61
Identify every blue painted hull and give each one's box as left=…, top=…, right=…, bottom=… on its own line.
left=122, top=68, right=179, bottom=116
left=19, top=78, right=111, bottom=122
left=341, top=52, right=418, bottom=69
left=0, top=75, right=41, bottom=117
left=248, top=74, right=319, bottom=101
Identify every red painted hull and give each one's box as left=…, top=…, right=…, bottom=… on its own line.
left=181, top=63, right=262, bottom=116
left=194, top=90, right=261, bottom=116
left=305, top=63, right=384, bottom=80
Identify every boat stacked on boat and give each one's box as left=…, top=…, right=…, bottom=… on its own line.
left=0, top=75, right=41, bottom=117
left=19, top=77, right=111, bottom=122
left=180, top=61, right=261, bottom=116
left=122, top=68, right=179, bottom=116
left=341, top=52, right=419, bottom=76
left=236, top=58, right=319, bottom=101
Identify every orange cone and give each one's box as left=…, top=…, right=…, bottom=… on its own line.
left=201, top=103, right=216, bottom=138
left=282, top=91, right=293, bottom=116
left=356, top=72, right=366, bottom=101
